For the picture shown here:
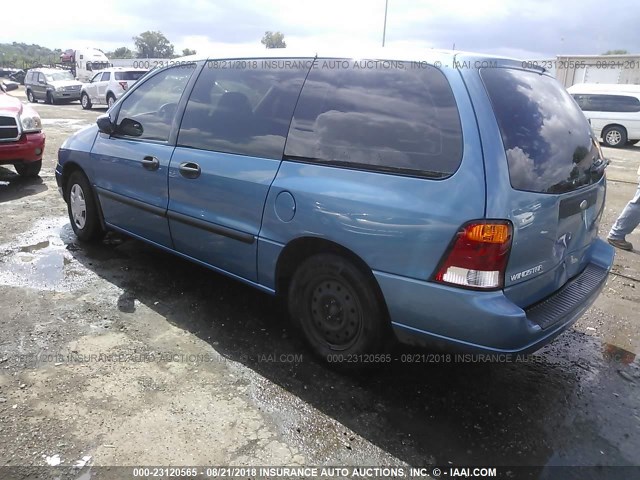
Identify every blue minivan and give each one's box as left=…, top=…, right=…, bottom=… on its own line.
left=56, top=49, right=614, bottom=363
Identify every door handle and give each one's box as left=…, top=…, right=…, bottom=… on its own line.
left=179, top=162, right=201, bottom=179
left=141, top=156, right=160, bottom=171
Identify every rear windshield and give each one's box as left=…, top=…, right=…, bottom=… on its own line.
left=115, top=71, right=147, bottom=81
left=481, top=68, right=601, bottom=194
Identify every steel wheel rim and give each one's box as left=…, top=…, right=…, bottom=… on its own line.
left=308, top=277, right=363, bottom=350
left=606, top=130, right=621, bottom=145
left=70, top=184, right=87, bottom=229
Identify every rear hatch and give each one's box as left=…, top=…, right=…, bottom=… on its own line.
left=480, top=67, right=608, bottom=308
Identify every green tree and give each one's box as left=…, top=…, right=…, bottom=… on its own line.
left=261, top=31, right=287, bottom=49
left=133, top=31, right=175, bottom=58
left=112, top=47, right=134, bottom=59
left=602, top=49, right=629, bottom=55
left=0, top=42, right=61, bottom=68
left=182, top=48, right=197, bottom=56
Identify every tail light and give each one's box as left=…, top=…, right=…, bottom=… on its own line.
left=118, top=81, right=128, bottom=90
left=433, top=221, right=512, bottom=290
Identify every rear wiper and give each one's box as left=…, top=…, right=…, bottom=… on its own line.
left=590, top=157, right=610, bottom=176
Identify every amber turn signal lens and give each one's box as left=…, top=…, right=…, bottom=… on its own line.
left=464, top=224, right=510, bottom=244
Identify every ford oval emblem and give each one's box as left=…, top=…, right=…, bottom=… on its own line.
left=580, top=200, right=588, bottom=210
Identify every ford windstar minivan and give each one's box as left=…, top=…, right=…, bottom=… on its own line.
left=56, top=49, right=614, bottom=364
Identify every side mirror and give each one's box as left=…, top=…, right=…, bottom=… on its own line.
left=118, top=118, right=144, bottom=137
left=96, top=115, right=114, bottom=135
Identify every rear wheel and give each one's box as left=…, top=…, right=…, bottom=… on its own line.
left=14, top=160, right=42, bottom=178
left=81, top=93, right=92, bottom=110
left=66, top=171, right=103, bottom=242
left=288, top=254, right=387, bottom=365
left=107, top=94, right=116, bottom=109
left=26, top=89, right=36, bottom=103
left=602, top=126, right=627, bottom=148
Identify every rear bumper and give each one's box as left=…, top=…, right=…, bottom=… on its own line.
left=378, top=238, right=614, bottom=354
left=0, top=132, right=45, bottom=165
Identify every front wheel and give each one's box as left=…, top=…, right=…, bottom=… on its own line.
left=81, top=93, right=92, bottom=110
left=288, top=254, right=388, bottom=364
left=66, top=171, right=104, bottom=242
left=602, top=126, right=627, bottom=148
left=15, top=160, right=42, bottom=178
left=46, top=92, right=55, bottom=105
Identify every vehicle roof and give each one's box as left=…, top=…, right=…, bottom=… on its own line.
left=94, top=67, right=149, bottom=73
left=567, top=83, right=640, bottom=94
left=176, top=46, right=534, bottom=71
left=27, top=67, right=74, bottom=73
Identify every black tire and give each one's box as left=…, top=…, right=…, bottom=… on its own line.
left=81, top=93, right=92, bottom=110
left=107, top=94, right=116, bottom=109
left=288, top=253, right=388, bottom=365
left=602, top=126, right=627, bottom=148
left=46, top=92, right=55, bottom=105
left=65, top=171, right=103, bottom=242
left=26, top=89, right=36, bottom=103
left=628, top=140, right=639, bottom=146
left=14, top=160, right=42, bottom=178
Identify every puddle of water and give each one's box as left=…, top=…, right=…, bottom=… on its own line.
left=40, top=119, right=84, bottom=126
left=0, top=217, right=96, bottom=291
left=603, top=343, right=638, bottom=366
left=40, top=119, right=92, bottom=132
left=20, top=240, right=50, bottom=253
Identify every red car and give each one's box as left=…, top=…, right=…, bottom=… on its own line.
left=0, top=82, right=45, bottom=177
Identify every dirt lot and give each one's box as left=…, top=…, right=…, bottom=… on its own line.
left=0, top=87, right=639, bottom=479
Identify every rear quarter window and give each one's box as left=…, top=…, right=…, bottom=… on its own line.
left=284, top=60, right=463, bottom=178
left=115, top=71, right=147, bottom=81
left=572, top=93, right=640, bottom=113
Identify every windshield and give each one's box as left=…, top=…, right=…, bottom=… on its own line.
left=46, top=71, right=75, bottom=82
left=88, top=62, right=110, bottom=72
left=481, top=68, right=602, bottom=194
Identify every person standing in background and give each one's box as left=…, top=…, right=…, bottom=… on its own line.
left=607, top=164, right=640, bottom=251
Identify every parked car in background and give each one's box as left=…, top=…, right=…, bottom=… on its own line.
left=81, top=67, right=148, bottom=109
left=56, top=49, right=614, bottom=365
left=9, top=69, right=26, bottom=85
left=24, top=68, right=83, bottom=104
left=0, top=68, right=18, bottom=78
left=0, top=82, right=45, bottom=177
left=568, top=83, right=640, bottom=147
left=0, top=80, right=19, bottom=92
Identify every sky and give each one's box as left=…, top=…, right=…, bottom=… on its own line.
left=1, top=0, right=638, bottom=59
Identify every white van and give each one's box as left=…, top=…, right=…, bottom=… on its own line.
left=567, top=83, right=640, bottom=148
